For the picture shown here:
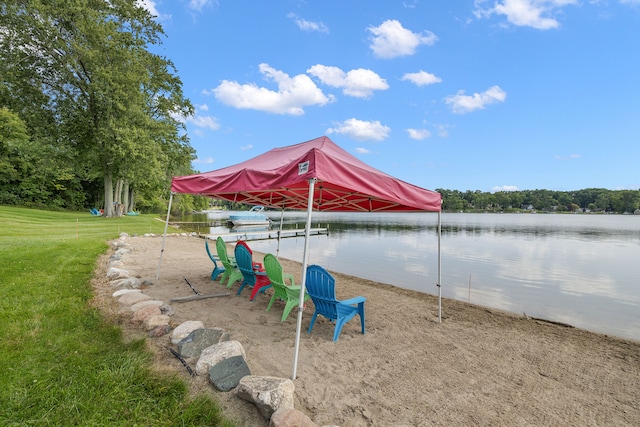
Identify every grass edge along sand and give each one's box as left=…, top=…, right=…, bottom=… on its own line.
left=0, top=206, right=237, bottom=427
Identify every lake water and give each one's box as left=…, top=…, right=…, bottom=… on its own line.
left=185, top=211, right=640, bottom=342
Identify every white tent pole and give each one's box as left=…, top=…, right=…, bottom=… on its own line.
left=437, top=210, right=442, bottom=323
left=155, top=192, right=174, bottom=281
left=276, top=208, right=285, bottom=259
left=292, top=178, right=316, bottom=380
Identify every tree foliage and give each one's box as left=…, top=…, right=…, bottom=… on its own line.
left=437, top=188, right=640, bottom=214
left=0, top=0, right=194, bottom=215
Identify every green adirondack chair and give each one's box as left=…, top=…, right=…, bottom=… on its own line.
left=216, top=236, right=243, bottom=288
left=264, top=253, right=309, bottom=322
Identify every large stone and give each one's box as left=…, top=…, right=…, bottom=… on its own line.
left=115, top=247, right=132, bottom=256
left=112, top=237, right=129, bottom=247
left=148, top=324, right=172, bottom=338
left=195, top=341, right=245, bottom=376
left=235, top=376, right=295, bottom=420
left=160, top=305, right=175, bottom=316
left=171, top=320, right=205, bottom=345
left=143, top=314, right=170, bottom=331
left=109, top=260, right=124, bottom=268
left=178, top=328, right=230, bottom=358
left=208, top=355, right=251, bottom=392
left=269, top=408, right=317, bottom=427
left=112, top=289, right=140, bottom=298
left=130, top=300, right=164, bottom=312
left=131, top=305, right=162, bottom=324
left=118, top=292, right=151, bottom=306
left=110, top=277, right=142, bottom=290
left=107, top=267, right=129, bottom=279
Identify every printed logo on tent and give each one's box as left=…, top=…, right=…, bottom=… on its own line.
left=298, top=161, right=309, bottom=175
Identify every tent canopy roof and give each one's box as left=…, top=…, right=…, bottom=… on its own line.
left=171, top=136, right=441, bottom=212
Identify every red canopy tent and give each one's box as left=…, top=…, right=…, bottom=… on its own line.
left=158, top=136, right=442, bottom=378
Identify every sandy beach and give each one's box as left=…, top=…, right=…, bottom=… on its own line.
left=92, top=234, right=640, bottom=426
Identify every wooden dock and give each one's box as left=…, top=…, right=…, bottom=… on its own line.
left=160, top=217, right=329, bottom=242
left=203, top=227, right=328, bottom=242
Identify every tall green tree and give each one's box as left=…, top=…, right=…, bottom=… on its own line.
left=0, top=0, right=194, bottom=215
left=0, top=107, right=29, bottom=203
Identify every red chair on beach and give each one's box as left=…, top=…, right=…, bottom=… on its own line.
left=235, top=240, right=264, bottom=271
left=234, top=242, right=272, bottom=301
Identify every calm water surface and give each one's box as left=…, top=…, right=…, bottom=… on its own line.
left=192, top=211, right=640, bottom=342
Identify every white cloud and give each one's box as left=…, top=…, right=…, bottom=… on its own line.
left=194, top=157, right=214, bottom=164
left=355, top=147, right=371, bottom=154
left=187, top=115, right=220, bottom=130
left=491, top=185, right=519, bottom=192
left=135, top=0, right=170, bottom=19
left=210, top=63, right=334, bottom=115
left=445, top=85, right=507, bottom=114
left=182, top=104, right=219, bottom=132
left=287, top=13, right=329, bottom=33
left=554, top=153, right=581, bottom=160
left=407, top=128, right=431, bottom=140
left=326, top=118, right=390, bottom=141
left=307, top=65, right=389, bottom=98
left=240, top=144, right=253, bottom=151
left=189, top=0, right=216, bottom=12
left=401, top=70, right=442, bottom=86
left=368, top=20, right=438, bottom=59
left=474, top=0, right=577, bottom=30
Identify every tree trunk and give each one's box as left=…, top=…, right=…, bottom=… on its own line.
left=104, top=173, right=114, bottom=217
left=122, top=180, right=130, bottom=213
left=129, top=189, right=135, bottom=212
left=114, top=178, right=123, bottom=204
left=112, top=178, right=126, bottom=216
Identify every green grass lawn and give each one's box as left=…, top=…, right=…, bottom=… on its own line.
left=0, top=206, right=236, bottom=426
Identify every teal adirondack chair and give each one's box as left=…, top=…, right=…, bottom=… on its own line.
left=216, top=236, right=242, bottom=288
left=305, top=265, right=366, bottom=341
left=264, top=254, right=309, bottom=322
left=205, top=237, right=225, bottom=281
left=234, top=243, right=272, bottom=300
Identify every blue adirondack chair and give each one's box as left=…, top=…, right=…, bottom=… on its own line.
left=205, top=237, right=225, bottom=281
left=234, top=243, right=272, bottom=300
left=305, top=265, right=366, bottom=341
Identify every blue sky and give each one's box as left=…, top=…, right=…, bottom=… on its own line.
left=139, top=0, right=640, bottom=193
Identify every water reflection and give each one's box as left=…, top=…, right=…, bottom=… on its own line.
left=178, top=212, right=640, bottom=341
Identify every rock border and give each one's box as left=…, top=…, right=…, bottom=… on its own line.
left=101, top=233, right=319, bottom=427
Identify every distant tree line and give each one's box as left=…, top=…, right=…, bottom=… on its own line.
left=206, top=188, right=640, bottom=215
left=436, top=188, right=640, bottom=214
